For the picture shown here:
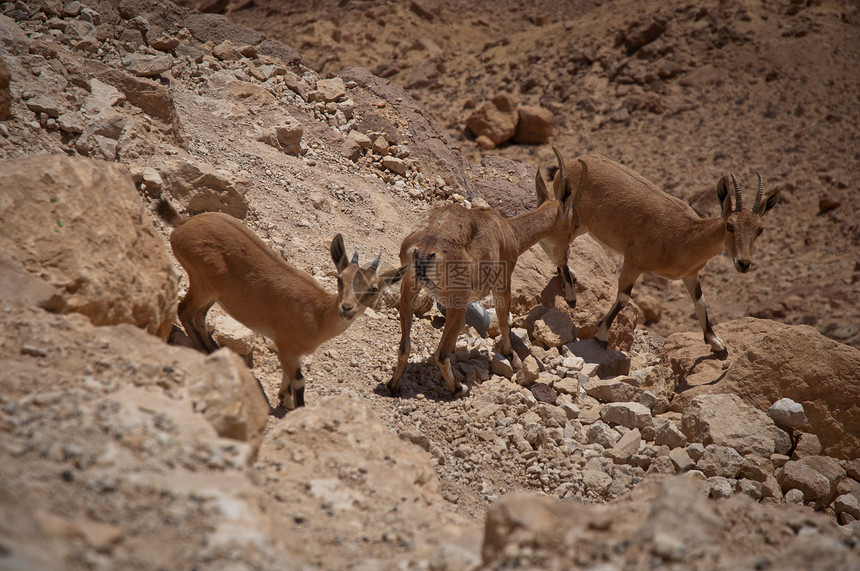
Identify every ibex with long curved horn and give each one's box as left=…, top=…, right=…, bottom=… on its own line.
left=388, top=152, right=579, bottom=398
left=154, top=199, right=407, bottom=409
left=546, top=153, right=780, bottom=354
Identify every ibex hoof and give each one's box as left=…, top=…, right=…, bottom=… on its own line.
left=454, top=382, right=470, bottom=398
left=385, top=380, right=401, bottom=396
left=594, top=338, right=609, bottom=350
left=711, top=346, right=729, bottom=360
left=566, top=298, right=577, bottom=309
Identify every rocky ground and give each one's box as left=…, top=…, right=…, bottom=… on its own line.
left=1, top=0, right=859, bottom=570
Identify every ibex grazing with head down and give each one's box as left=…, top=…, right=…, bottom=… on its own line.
left=388, top=152, right=579, bottom=398
left=154, top=199, right=407, bottom=409
left=545, top=152, right=780, bottom=354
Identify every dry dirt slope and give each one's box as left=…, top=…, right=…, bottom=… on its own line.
left=0, top=0, right=859, bottom=569
left=227, top=0, right=860, bottom=349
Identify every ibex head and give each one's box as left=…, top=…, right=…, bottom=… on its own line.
left=330, top=234, right=407, bottom=319
left=716, top=172, right=781, bottom=273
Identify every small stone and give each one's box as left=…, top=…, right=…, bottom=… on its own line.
left=708, top=476, right=734, bottom=499
left=777, top=461, right=830, bottom=500
left=791, top=432, right=822, bottom=459
left=121, top=53, right=173, bottom=77
left=833, top=494, right=860, bottom=519
left=600, top=402, right=653, bottom=430
left=490, top=353, right=514, bottom=379
left=669, top=447, right=694, bottom=472
left=585, top=420, right=617, bottom=449
left=614, top=428, right=641, bottom=455
left=768, top=398, right=808, bottom=430
left=530, top=383, right=556, bottom=405
left=553, top=376, right=579, bottom=397
left=784, top=488, right=805, bottom=504
left=515, top=355, right=540, bottom=386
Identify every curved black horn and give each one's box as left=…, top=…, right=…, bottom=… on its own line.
left=752, top=172, right=764, bottom=213
left=369, top=250, right=382, bottom=272
left=351, top=249, right=359, bottom=264
left=730, top=172, right=742, bottom=212
left=552, top=146, right=568, bottom=184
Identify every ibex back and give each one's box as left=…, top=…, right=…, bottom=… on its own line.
left=546, top=153, right=780, bottom=353
left=154, top=199, right=406, bottom=409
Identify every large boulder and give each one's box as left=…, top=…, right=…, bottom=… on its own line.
left=0, top=154, right=178, bottom=339
left=155, top=155, right=250, bottom=218
left=465, top=93, right=519, bottom=147
left=669, top=323, right=860, bottom=461
left=513, top=105, right=554, bottom=144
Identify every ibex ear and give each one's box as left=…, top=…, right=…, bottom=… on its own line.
left=330, top=234, right=349, bottom=273
left=380, top=263, right=409, bottom=288
left=535, top=169, right=550, bottom=206
left=716, top=176, right=732, bottom=218
left=758, top=188, right=781, bottom=217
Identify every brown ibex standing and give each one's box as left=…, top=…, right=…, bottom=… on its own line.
left=388, top=151, right=580, bottom=398
left=545, top=152, right=780, bottom=354
left=154, top=199, right=406, bottom=409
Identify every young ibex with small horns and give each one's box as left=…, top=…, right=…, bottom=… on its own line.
left=154, top=199, right=406, bottom=409
left=545, top=152, right=780, bottom=354
left=388, top=152, right=580, bottom=398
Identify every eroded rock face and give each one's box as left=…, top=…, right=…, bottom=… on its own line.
left=0, top=154, right=178, bottom=339
left=681, top=394, right=775, bottom=457
left=482, top=475, right=856, bottom=569
left=0, top=302, right=289, bottom=569
left=719, top=325, right=860, bottom=461
left=255, top=397, right=479, bottom=566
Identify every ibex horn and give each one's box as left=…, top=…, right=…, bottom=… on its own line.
left=552, top=146, right=568, bottom=185
left=369, top=251, right=382, bottom=272
left=351, top=249, right=359, bottom=264
left=752, top=172, right=764, bottom=213
left=730, top=172, right=742, bottom=212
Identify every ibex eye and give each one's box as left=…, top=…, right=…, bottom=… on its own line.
left=726, top=223, right=734, bottom=233
left=757, top=228, right=764, bottom=236
left=337, top=277, right=344, bottom=288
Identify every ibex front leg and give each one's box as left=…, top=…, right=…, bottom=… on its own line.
left=682, top=274, right=727, bottom=355
left=388, top=276, right=418, bottom=395
left=277, top=353, right=304, bottom=410
left=595, top=261, right=641, bottom=349
left=434, top=304, right=469, bottom=398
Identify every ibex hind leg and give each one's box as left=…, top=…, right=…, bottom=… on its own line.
left=177, top=293, right=219, bottom=353
left=559, top=265, right=577, bottom=308
left=682, top=275, right=727, bottom=356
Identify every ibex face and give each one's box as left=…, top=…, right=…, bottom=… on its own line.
left=717, top=172, right=781, bottom=273
left=331, top=234, right=406, bottom=319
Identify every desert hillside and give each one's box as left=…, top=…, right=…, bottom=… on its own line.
left=0, top=0, right=859, bottom=569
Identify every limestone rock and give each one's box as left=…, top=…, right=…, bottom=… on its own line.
left=516, top=355, right=541, bottom=386
left=768, top=397, right=808, bottom=430
left=513, top=105, right=553, bottom=144
left=585, top=377, right=643, bottom=403
left=565, top=340, right=631, bottom=378
left=600, top=402, right=653, bottom=430
left=0, top=154, right=177, bottom=339
left=532, top=308, right=575, bottom=347
left=777, top=461, right=831, bottom=501
left=681, top=394, right=775, bottom=457
left=182, top=349, right=269, bottom=457
left=465, top=93, right=518, bottom=146
left=157, top=156, right=249, bottom=218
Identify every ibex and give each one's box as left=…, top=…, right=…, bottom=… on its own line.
left=388, top=152, right=579, bottom=398
left=154, top=199, right=407, bottom=409
left=546, top=153, right=780, bottom=354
